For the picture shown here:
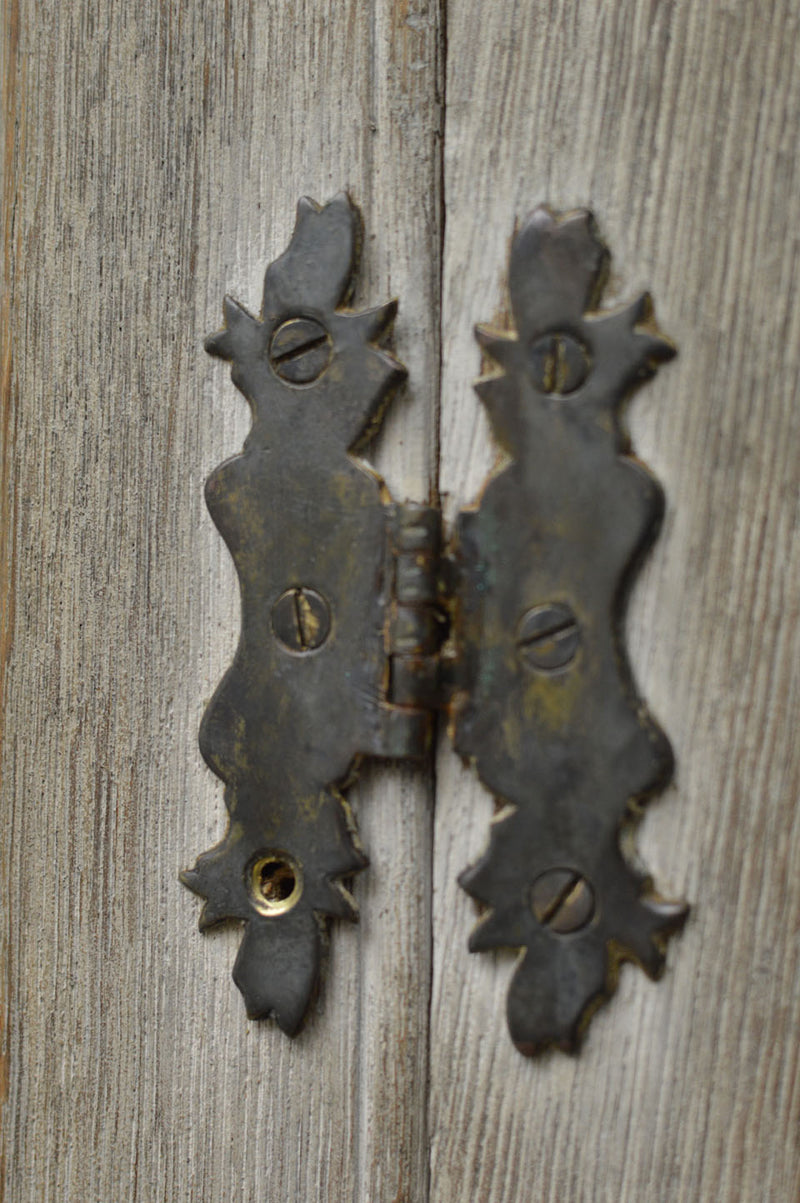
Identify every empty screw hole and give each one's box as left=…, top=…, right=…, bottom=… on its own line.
left=259, top=861, right=295, bottom=902
left=249, top=853, right=303, bottom=916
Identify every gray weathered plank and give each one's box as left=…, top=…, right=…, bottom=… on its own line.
left=0, top=1, right=442, bottom=1199
left=431, top=1, right=800, bottom=1200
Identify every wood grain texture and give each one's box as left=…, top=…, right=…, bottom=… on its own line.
left=0, top=0, right=22, bottom=1191
left=432, top=1, right=800, bottom=1200
left=4, top=0, right=800, bottom=1199
left=0, top=1, right=442, bottom=1200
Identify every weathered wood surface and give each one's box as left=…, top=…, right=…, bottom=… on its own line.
left=0, top=1, right=442, bottom=1200
left=433, top=1, right=800, bottom=1200
left=3, top=0, right=800, bottom=1200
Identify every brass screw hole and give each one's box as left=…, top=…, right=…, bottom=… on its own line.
left=249, top=853, right=303, bottom=917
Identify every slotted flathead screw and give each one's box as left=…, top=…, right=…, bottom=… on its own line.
left=516, top=602, right=580, bottom=672
left=272, top=587, right=331, bottom=652
left=531, top=869, right=595, bottom=934
left=529, top=332, right=590, bottom=394
left=269, top=317, right=332, bottom=384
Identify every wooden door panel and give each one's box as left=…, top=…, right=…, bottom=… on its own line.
left=0, top=2, right=442, bottom=1199
left=432, top=3, right=800, bottom=1200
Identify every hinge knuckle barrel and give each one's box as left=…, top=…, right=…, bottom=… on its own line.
left=387, top=503, right=446, bottom=715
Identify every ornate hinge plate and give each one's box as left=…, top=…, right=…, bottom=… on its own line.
left=182, top=195, right=687, bottom=1052
left=180, top=195, right=440, bottom=1033
left=451, top=206, right=688, bottom=1053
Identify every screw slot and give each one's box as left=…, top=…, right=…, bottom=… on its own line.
left=269, top=317, right=332, bottom=385
left=529, top=332, right=590, bottom=395
left=249, top=852, right=303, bottom=917
left=531, top=868, right=595, bottom=934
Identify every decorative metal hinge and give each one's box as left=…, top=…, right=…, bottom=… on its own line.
left=182, top=193, right=687, bottom=1053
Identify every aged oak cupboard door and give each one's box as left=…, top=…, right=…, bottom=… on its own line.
left=1, top=3, right=799, bottom=1203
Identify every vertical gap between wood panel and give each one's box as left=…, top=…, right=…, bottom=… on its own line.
left=354, top=3, right=376, bottom=1199
left=431, top=0, right=447, bottom=515
left=354, top=0, right=447, bottom=1198
left=425, top=0, right=447, bottom=1200
left=353, top=12, right=372, bottom=1199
